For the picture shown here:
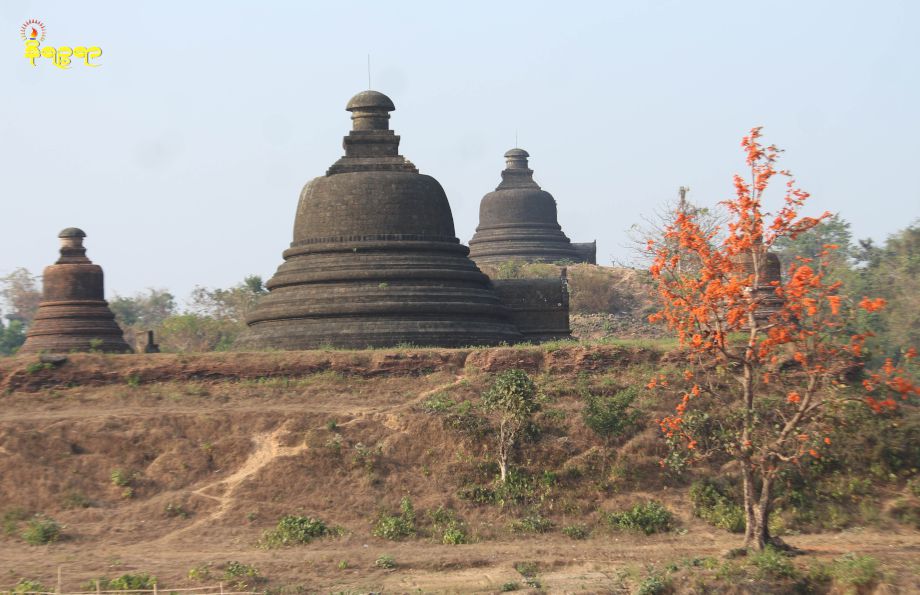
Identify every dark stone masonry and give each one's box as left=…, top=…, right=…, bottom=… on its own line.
left=19, top=228, right=132, bottom=354
left=491, top=278, right=571, bottom=342
left=468, top=148, right=596, bottom=266
left=731, top=247, right=784, bottom=322
left=237, top=90, right=542, bottom=350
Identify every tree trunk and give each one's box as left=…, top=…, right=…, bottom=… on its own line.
left=751, top=474, right=774, bottom=550
left=498, top=422, right=508, bottom=482
left=742, top=468, right=774, bottom=551
left=742, top=461, right=758, bottom=549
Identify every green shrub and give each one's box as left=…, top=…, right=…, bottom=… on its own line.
left=457, top=484, right=496, bottom=505
left=509, top=513, right=553, bottom=534
left=829, top=553, right=879, bottom=590
left=373, top=497, right=416, bottom=540
left=607, top=501, right=673, bottom=535
left=86, top=574, right=157, bottom=591
left=223, top=561, right=260, bottom=589
left=187, top=563, right=212, bottom=581
left=11, top=578, right=48, bottom=593
left=689, top=480, right=745, bottom=533
left=25, top=361, right=53, bottom=374
left=637, top=571, right=671, bottom=595
left=21, top=515, right=61, bottom=545
left=260, top=515, right=333, bottom=548
left=351, top=442, right=382, bottom=473
left=749, top=546, right=797, bottom=580
left=492, top=469, right=539, bottom=507
left=514, top=561, right=539, bottom=578
left=428, top=505, right=467, bottom=544
left=581, top=386, right=642, bottom=442
left=422, top=392, right=456, bottom=413
left=562, top=524, right=589, bottom=540
left=374, top=554, right=396, bottom=569
left=441, top=523, right=467, bottom=545
left=110, top=468, right=134, bottom=488
left=500, top=582, right=520, bottom=592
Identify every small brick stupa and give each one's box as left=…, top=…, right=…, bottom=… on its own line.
left=468, top=149, right=596, bottom=265
left=237, top=91, right=523, bottom=349
left=731, top=246, right=784, bottom=323
left=19, top=228, right=132, bottom=354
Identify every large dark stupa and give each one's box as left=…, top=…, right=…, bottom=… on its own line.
left=19, top=228, right=132, bottom=354
left=468, top=149, right=596, bottom=266
left=237, top=91, right=524, bottom=350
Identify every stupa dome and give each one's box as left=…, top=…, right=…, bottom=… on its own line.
left=346, top=90, right=396, bottom=112
left=19, top=230, right=132, bottom=354
left=237, top=91, right=522, bottom=349
left=58, top=227, right=86, bottom=238
left=468, top=149, right=596, bottom=265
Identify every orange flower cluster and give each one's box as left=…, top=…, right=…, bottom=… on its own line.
left=862, top=356, right=920, bottom=412
left=859, top=297, right=887, bottom=312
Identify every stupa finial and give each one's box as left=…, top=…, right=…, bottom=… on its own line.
left=346, top=89, right=395, bottom=131
left=504, top=148, right=530, bottom=170
left=329, top=90, right=417, bottom=174
left=57, top=227, right=89, bottom=263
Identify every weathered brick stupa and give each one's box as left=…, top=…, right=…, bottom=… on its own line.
left=468, top=149, right=596, bottom=265
left=731, top=246, right=784, bottom=323
left=237, top=90, right=524, bottom=350
left=19, top=229, right=132, bottom=354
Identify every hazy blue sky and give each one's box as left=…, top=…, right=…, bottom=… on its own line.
left=2, top=1, right=918, bottom=304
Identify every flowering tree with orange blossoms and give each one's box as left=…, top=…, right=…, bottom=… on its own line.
left=646, top=127, right=920, bottom=551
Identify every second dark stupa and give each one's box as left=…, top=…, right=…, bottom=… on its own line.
left=19, top=228, right=132, bottom=354
left=237, top=91, right=523, bottom=350
left=468, top=149, right=596, bottom=265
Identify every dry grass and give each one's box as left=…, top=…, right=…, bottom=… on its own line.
left=0, top=347, right=917, bottom=592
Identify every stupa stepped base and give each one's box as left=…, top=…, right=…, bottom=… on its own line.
left=19, top=301, right=131, bottom=354
left=238, top=317, right=521, bottom=350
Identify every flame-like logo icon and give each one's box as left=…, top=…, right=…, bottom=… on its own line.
left=19, top=19, right=46, bottom=42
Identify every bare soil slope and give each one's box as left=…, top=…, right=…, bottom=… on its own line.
left=0, top=348, right=917, bottom=593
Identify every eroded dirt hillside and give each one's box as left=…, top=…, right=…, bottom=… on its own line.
left=0, top=347, right=917, bottom=593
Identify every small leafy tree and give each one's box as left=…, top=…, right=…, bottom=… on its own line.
left=852, top=223, right=920, bottom=361
left=109, top=288, right=176, bottom=328
left=0, top=317, right=26, bottom=355
left=481, top=369, right=540, bottom=482
left=188, top=275, right=267, bottom=323
left=772, top=213, right=855, bottom=272
left=0, top=268, right=40, bottom=325
left=646, top=127, right=919, bottom=550
left=582, top=386, right=643, bottom=446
